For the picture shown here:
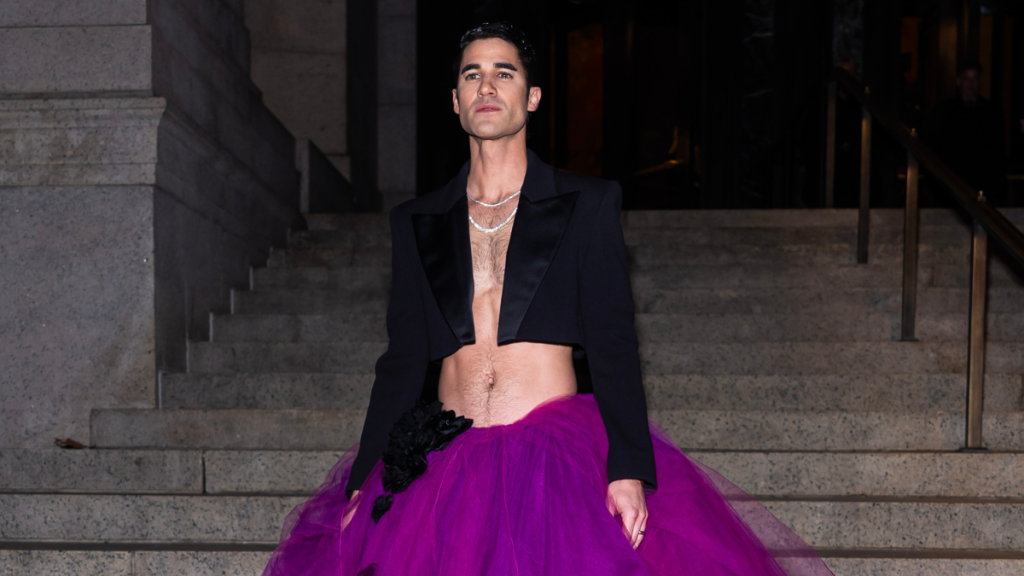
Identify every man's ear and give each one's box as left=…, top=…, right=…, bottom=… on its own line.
left=527, top=86, right=542, bottom=112
left=453, top=89, right=460, bottom=114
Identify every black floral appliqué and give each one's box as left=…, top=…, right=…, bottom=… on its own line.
left=371, top=400, right=473, bottom=522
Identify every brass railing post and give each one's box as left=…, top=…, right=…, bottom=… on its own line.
left=857, top=103, right=872, bottom=264
left=825, top=81, right=836, bottom=208
left=901, top=142, right=920, bottom=341
left=965, top=215, right=989, bottom=450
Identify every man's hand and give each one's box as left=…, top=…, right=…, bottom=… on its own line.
left=607, top=478, right=647, bottom=549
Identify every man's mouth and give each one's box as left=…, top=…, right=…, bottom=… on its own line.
left=475, top=104, right=501, bottom=113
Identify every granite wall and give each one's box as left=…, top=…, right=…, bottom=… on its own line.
left=245, top=0, right=350, bottom=179
left=0, top=0, right=302, bottom=447
left=377, top=0, right=417, bottom=210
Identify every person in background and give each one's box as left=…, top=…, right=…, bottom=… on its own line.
left=926, top=60, right=1007, bottom=206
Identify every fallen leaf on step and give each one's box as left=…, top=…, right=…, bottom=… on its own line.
left=54, top=437, right=87, bottom=449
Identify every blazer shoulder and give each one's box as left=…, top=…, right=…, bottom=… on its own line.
left=552, top=170, right=621, bottom=213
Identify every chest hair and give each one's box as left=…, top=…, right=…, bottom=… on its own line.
left=470, top=226, right=512, bottom=290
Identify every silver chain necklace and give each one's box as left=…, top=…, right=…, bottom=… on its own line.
left=469, top=207, right=517, bottom=234
left=466, top=189, right=519, bottom=233
left=467, top=189, right=520, bottom=207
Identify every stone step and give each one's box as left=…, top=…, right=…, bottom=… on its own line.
left=619, top=207, right=1024, bottom=229
left=186, top=340, right=1023, bottom=375
left=694, top=451, right=1024, bottom=499
left=932, top=260, right=1023, bottom=288
left=287, top=224, right=981, bottom=251
left=643, top=374, right=1023, bottom=413
left=768, top=501, right=1024, bottom=551
left=302, top=208, right=1017, bottom=231
left=187, top=342, right=385, bottom=374
left=90, top=408, right=1024, bottom=451
left=635, top=287, right=1024, bottom=315
left=0, top=551, right=272, bottom=576
left=266, top=246, right=391, bottom=268
left=296, top=208, right=950, bottom=232
left=201, top=449, right=1024, bottom=500
left=2, top=494, right=1022, bottom=552
left=231, top=289, right=388, bottom=315
left=250, top=261, right=1022, bottom=292
left=161, top=373, right=373, bottom=410
left=0, top=449, right=202, bottom=494
left=641, top=341, right=1024, bottom=375
left=12, top=447, right=1019, bottom=500
left=229, top=312, right=892, bottom=344
left=91, top=409, right=366, bottom=450
left=252, top=266, right=390, bottom=291
left=227, top=286, right=1024, bottom=316
left=636, top=313, right=1024, bottom=343
left=2, top=550, right=1022, bottom=576
left=655, top=410, right=1024, bottom=451
left=628, top=242, right=977, bottom=267
left=212, top=314, right=387, bottom=343
left=825, top=558, right=1024, bottom=576
left=265, top=242, right=989, bottom=269
left=304, top=213, right=389, bottom=232
left=0, top=494, right=299, bottom=544
left=161, top=371, right=1022, bottom=413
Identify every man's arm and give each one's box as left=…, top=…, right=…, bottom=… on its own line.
left=579, top=181, right=657, bottom=490
left=345, top=208, right=431, bottom=495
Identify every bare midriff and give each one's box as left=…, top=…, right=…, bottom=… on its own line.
left=438, top=207, right=577, bottom=427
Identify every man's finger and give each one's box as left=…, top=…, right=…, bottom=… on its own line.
left=629, top=512, right=641, bottom=546
left=621, top=509, right=638, bottom=543
left=631, top=511, right=648, bottom=549
left=634, top=525, right=646, bottom=549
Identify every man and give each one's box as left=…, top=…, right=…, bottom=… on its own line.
left=262, top=22, right=833, bottom=576
left=347, top=18, right=653, bottom=545
left=927, top=60, right=1007, bottom=206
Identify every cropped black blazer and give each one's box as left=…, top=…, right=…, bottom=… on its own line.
left=345, top=149, right=657, bottom=493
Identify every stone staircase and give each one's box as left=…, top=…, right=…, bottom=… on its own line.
left=3, top=208, right=1024, bottom=575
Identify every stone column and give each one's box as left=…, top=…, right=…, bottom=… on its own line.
left=0, top=0, right=302, bottom=448
left=378, top=0, right=417, bottom=210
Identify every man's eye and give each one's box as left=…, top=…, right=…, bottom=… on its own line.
left=466, top=73, right=479, bottom=80
left=498, top=72, right=512, bottom=78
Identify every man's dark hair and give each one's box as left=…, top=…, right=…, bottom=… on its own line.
left=452, top=22, right=538, bottom=89
left=957, top=59, right=983, bottom=76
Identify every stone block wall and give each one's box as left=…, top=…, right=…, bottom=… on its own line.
left=245, top=0, right=350, bottom=179
left=244, top=0, right=416, bottom=211
left=377, top=0, right=416, bottom=210
left=0, top=0, right=302, bottom=447
left=148, top=0, right=302, bottom=370
left=0, top=99, right=163, bottom=448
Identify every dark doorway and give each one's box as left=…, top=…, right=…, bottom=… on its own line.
left=414, top=0, right=1021, bottom=208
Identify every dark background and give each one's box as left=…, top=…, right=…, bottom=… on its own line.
left=414, top=0, right=1024, bottom=209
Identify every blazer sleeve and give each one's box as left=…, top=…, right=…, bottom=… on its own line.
left=345, top=207, right=431, bottom=494
left=579, top=181, right=658, bottom=490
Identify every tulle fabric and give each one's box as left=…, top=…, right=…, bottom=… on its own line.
left=262, top=393, right=834, bottom=575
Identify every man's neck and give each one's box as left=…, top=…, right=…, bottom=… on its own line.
left=466, top=134, right=529, bottom=204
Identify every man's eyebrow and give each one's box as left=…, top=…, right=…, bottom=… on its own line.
left=459, top=62, right=519, bottom=74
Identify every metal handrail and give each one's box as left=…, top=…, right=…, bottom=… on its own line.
left=825, top=68, right=1024, bottom=451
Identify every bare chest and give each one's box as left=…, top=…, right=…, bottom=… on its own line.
left=469, top=224, right=512, bottom=291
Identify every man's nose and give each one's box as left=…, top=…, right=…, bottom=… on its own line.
left=478, top=76, right=496, bottom=96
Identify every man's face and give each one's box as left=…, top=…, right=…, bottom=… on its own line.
left=453, top=38, right=542, bottom=141
left=957, top=69, right=981, bottom=102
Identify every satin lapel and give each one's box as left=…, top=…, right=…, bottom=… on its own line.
left=412, top=199, right=475, bottom=344
left=497, top=190, right=581, bottom=343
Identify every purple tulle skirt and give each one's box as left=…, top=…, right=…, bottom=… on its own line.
left=262, top=393, right=834, bottom=575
